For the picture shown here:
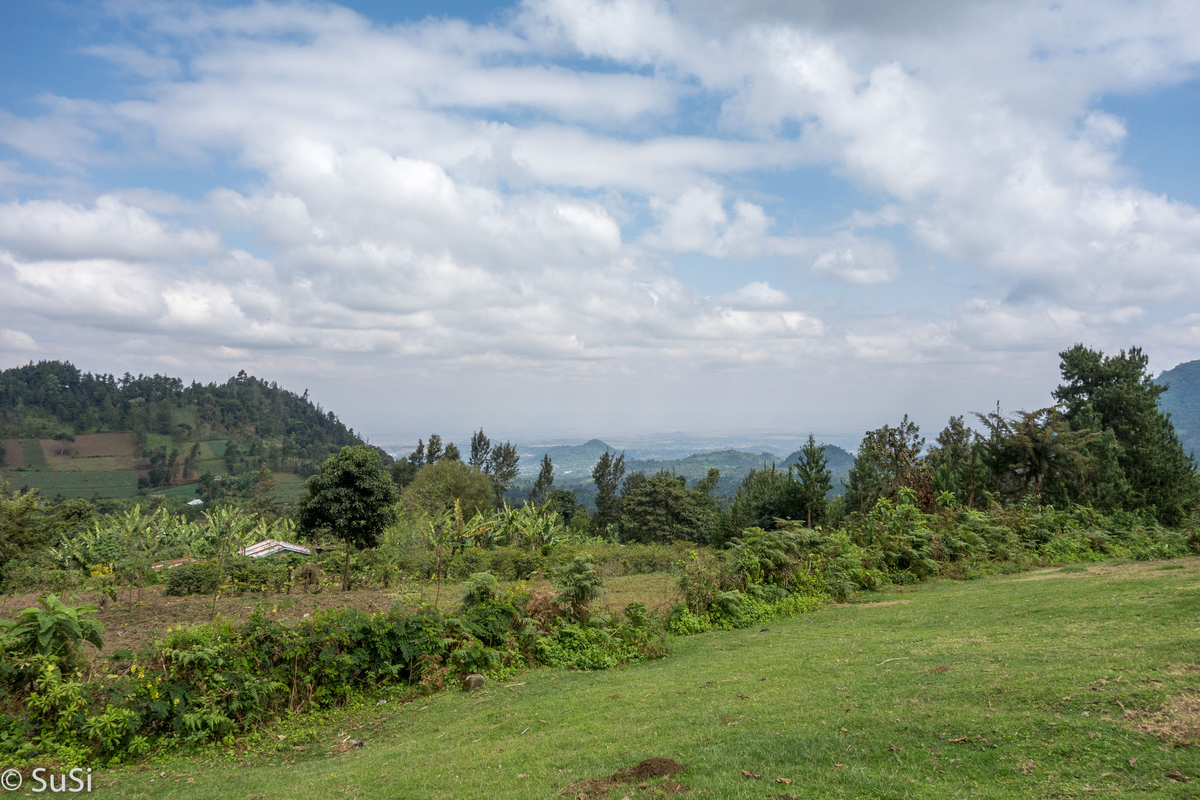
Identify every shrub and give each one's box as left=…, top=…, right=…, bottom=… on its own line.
left=164, top=561, right=220, bottom=596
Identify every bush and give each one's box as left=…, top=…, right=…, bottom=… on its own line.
left=164, top=561, right=220, bottom=596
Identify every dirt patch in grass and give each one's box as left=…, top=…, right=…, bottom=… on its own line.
left=849, top=599, right=910, bottom=608
left=564, top=758, right=686, bottom=799
left=1004, top=558, right=1200, bottom=582
left=1129, top=693, right=1200, bottom=746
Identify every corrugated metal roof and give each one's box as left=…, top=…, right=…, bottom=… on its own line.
left=238, top=539, right=312, bottom=558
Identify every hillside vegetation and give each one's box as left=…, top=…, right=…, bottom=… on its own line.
left=1158, top=358, right=1200, bottom=460
left=0, top=361, right=378, bottom=503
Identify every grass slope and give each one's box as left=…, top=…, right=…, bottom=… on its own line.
left=106, top=559, right=1200, bottom=799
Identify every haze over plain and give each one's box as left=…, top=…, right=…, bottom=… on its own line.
left=1, top=0, right=1199, bottom=442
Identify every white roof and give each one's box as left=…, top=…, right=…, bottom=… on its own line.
left=238, top=539, right=311, bottom=558
left=186, top=499, right=204, bottom=506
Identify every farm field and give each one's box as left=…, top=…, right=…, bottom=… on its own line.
left=0, top=432, right=305, bottom=500
left=0, top=468, right=140, bottom=498
left=103, top=558, right=1200, bottom=799
left=0, top=573, right=680, bottom=658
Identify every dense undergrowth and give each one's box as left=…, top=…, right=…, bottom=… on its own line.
left=1, top=493, right=1197, bottom=768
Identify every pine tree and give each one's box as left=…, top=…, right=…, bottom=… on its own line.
left=795, top=434, right=832, bottom=527
left=591, top=450, right=626, bottom=531
left=529, top=454, right=555, bottom=504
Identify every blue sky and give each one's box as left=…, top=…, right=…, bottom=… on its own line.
left=2, top=0, right=1199, bottom=444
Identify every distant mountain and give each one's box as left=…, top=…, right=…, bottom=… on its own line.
left=508, top=440, right=855, bottom=506
left=1157, top=359, right=1200, bottom=460
left=516, top=438, right=618, bottom=479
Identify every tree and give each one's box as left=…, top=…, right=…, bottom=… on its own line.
left=425, top=434, right=443, bottom=465
left=620, top=471, right=716, bottom=544
left=442, top=442, right=461, bottom=461
left=469, top=429, right=491, bottom=469
left=296, top=445, right=398, bottom=591
left=401, top=458, right=495, bottom=518
left=974, top=406, right=1097, bottom=503
left=591, top=450, right=626, bottom=531
left=1054, top=344, right=1198, bottom=523
left=410, top=439, right=425, bottom=468
left=795, top=434, right=832, bottom=527
left=844, top=415, right=926, bottom=512
left=392, top=459, right=418, bottom=488
left=530, top=454, right=555, bottom=504
left=485, top=441, right=520, bottom=501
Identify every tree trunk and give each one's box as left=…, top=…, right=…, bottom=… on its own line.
left=342, top=547, right=351, bottom=592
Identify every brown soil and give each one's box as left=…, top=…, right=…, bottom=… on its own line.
left=0, top=585, right=405, bottom=658
left=42, top=433, right=139, bottom=471
left=1004, top=558, right=1200, bottom=582
left=564, top=758, right=686, bottom=799
left=1130, top=693, right=1200, bottom=746
left=0, top=439, right=20, bottom=469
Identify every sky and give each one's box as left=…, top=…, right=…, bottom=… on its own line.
left=1, top=0, right=1199, bottom=446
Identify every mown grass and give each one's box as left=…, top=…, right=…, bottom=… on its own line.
left=96, top=558, right=1200, bottom=799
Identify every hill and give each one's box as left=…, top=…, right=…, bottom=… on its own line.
left=0, top=360, right=379, bottom=502
left=1157, top=358, right=1200, bottom=459
left=510, top=442, right=853, bottom=505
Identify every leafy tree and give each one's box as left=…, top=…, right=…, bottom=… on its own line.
left=401, top=458, right=494, bottom=518
left=392, top=459, right=418, bottom=488
left=0, top=483, right=49, bottom=562
left=973, top=406, right=1097, bottom=503
left=410, top=439, right=426, bottom=468
left=530, top=454, right=555, bottom=504
left=1054, top=344, right=1198, bottom=523
left=546, top=489, right=586, bottom=527
left=844, top=415, right=925, bottom=513
left=442, top=442, right=461, bottom=462
left=620, top=471, right=716, bottom=544
left=485, top=441, right=520, bottom=500
left=296, top=445, right=398, bottom=591
left=469, top=429, right=491, bottom=469
left=591, top=450, right=626, bottom=530
left=795, top=434, right=832, bottom=527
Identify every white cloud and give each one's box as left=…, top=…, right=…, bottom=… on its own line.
left=0, top=328, right=36, bottom=351
left=0, top=195, right=221, bottom=261
left=2, top=0, right=1200, bottom=433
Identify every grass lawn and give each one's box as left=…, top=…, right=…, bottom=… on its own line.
left=98, top=559, right=1200, bottom=799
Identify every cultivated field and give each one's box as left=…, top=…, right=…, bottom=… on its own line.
left=102, top=558, right=1200, bottom=799
left=0, top=573, right=680, bottom=659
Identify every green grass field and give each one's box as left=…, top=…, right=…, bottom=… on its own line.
left=0, top=468, right=139, bottom=498
left=102, top=558, right=1200, bottom=799
left=18, top=439, right=48, bottom=470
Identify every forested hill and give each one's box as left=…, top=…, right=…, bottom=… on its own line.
left=0, top=360, right=375, bottom=484
left=1157, top=358, right=1200, bottom=459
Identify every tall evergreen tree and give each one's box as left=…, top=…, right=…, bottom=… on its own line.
left=529, top=454, right=555, bottom=504
left=425, top=434, right=444, bottom=465
left=469, top=429, right=491, bottom=469
left=591, top=450, right=626, bottom=531
left=485, top=441, right=520, bottom=501
left=795, top=434, right=832, bottom=527
left=1053, top=344, right=1198, bottom=523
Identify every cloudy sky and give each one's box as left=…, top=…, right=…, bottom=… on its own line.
left=2, top=0, right=1199, bottom=443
